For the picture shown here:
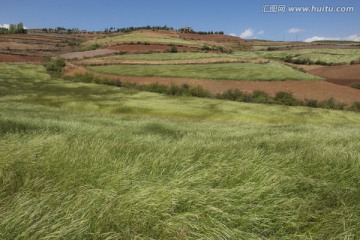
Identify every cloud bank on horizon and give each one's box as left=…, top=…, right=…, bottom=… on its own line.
left=230, top=27, right=359, bottom=42
left=0, top=24, right=10, bottom=29
left=230, top=28, right=264, bottom=39
left=304, top=35, right=360, bottom=42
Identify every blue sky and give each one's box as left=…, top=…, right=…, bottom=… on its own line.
left=0, top=0, right=359, bottom=41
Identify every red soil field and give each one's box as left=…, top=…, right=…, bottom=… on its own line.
left=107, top=44, right=199, bottom=52
left=0, top=54, right=42, bottom=62
left=308, top=64, right=360, bottom=86
left=179, top=33, right=244, bottom=42
left=65, top=65, right=360, bottom=104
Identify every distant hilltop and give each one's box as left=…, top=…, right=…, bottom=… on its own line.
left=1, top=22, right=225, bottom=35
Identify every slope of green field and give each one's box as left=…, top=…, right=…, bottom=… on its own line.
left=88, top=61, right=322, bottom=81
left=253, top=49, right=360, bottom=64
left=1, top=64, right=360, bottom=239
left=106, top=52, right=241, bottom=61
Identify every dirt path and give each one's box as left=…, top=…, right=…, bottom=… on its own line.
left=65, top=64, right=360, bottom=104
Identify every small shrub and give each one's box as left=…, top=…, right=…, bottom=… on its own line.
left=251, top=91, right=272, bottom=104
left=219, top=89, right=245, bottom=101
left=350, top=82, right=360, bottom=89
left=297, top=67, right=306, bottom=73
left=170, top=45, right=178, bottom=53
left=188, top=85, right=211, bottom=98
left=350, top=58, right=360, bottom=65
left=42, top=56, right=51, bottom=63
left=167, top=84, right=182, bottom=96
left=201, top=44, right=211, bottom=51
left=113, top=80, right=122, bottom=87
left=304, top=99, right=318, bottom=108
left=167, top=84, right=189, bottom=96
left=274, top=91, right=301, bottom=106
left=294, top=57, right=311, bottom=65
left=45, top=58, right=66, bottom=77
left=87, top=43, right=100, bottom=51
left=147, top=83, right=168, bottom=94
left=319, top=98, right=345, bottom=110
left=346, top=102, right=360, bottom=112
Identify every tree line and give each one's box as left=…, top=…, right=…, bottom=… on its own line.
left=105, top=25, right=174, bottom=33
left=0, top=22, right=25, bottom=34
left=179, top=28, right=224, bottom=35
left=105, top=25, right=224, bottom=35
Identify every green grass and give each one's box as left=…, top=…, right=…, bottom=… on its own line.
left=1, top=63, right=360, bottom=239
left=253, top=49, right=360, bottom=65
left=85, top=32, right=200, bottom=47
left=107, top=52, right=240, bottom=61
left=87, top=61, right=322, bottom=81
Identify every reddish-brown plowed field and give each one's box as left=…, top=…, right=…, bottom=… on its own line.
left=179, top=33, right=244, bottom=42
left=65, top=65, right=360, bottom=104
left=107, top=44, right=199, bottom=52
left=0, top=34, right=91, bottom=58
left=0, top=54, right=42, bottom=62
left=308, top=65, right=360, bottom=86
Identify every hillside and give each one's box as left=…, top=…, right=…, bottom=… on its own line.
left=1, top=28, right=360, bottom=239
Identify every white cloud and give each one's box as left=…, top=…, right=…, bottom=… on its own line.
left=304, top=35, right=360, bottom=42
left=288, top=28, right=304, bottom=34
left=229, top=33, right=237, bottom=37
left=240, top=28, right=254, bottom=39
left=0, top=24, right=10, bottom=29
left=347, top=35, right=360, bottom=41
left=258, top=30, right=264, bottom=35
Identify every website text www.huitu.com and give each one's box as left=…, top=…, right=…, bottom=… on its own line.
left=262, top=5, right=355, bottom=13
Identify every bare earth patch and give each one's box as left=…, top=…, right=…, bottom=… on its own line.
left=107, top=44, right=199, bottom=53
left=65, top=64, right=360, bottom=104
left=308, top=64, right=360, bottom=86
left=0, top=54, right=42, bottom=62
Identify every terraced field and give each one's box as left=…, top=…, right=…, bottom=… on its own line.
left=256, top=49, right=360, bottom=65
left=0, top=33, right=88, bottom=62
left=84, top=31, right=201, bottom=47
left=87, top=61, right=322, bottom=81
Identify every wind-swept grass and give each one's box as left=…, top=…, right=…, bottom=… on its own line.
left=106, top=52, right=240, bottom=61
left=1, top=63, right=360, bottom=239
